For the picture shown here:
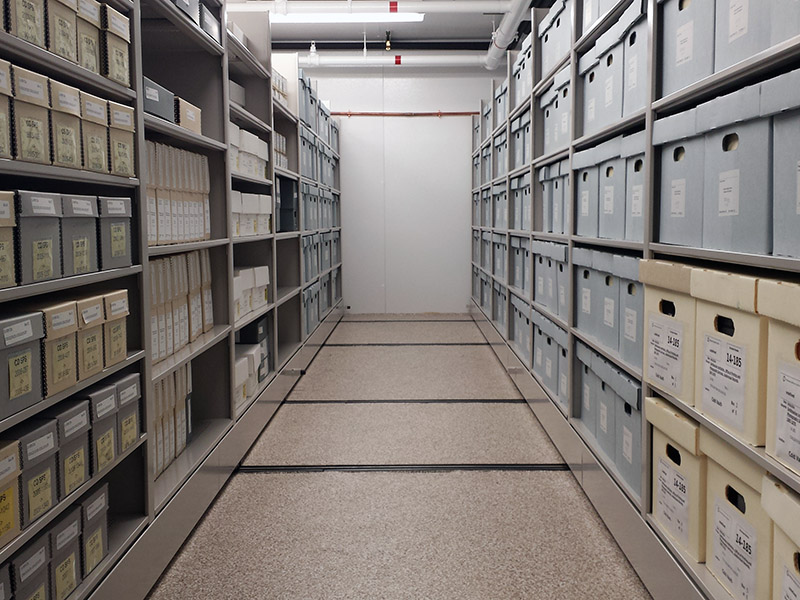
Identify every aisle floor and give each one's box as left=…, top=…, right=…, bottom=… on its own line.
left=148, top=314, right=651, bottom=600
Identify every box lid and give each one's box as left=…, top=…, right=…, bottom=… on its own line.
left=760, top=68, right=800, bottom=117
left=62, top=194, right=98, bottom=219
left=572, top=247, right=594, bottom=268
left=77, top=0, right=101, bottom=27
left=98, top=196, right=132, bottom=218
left=512, top=173, right=531, bottom=189
left=50, top=506, right=82, bottom=556
left=690, top=268, right=758, bottom=313
left=699, top=428, right=764, bottom=491
left=757, top=279, right=800, bottom=327
left=638, top=259, right=693, bottom=294
left=81, top=92, right=108, bottom=125
left=242, top=193, right=260, bottom=213
left=234, top=356, right=249, bottom=387
left=539, top=82, right=558, bottom=109
left=50, top=81, right=81, bottom=116
left=0, top=60, right=11, bottom=97
left=578, top=47, right=599, bottom=75
left=102, top=4, right=130, bottom=42
left=0, top=441, right=20, bottom=487
left=553, top=64, right=571, bottom=91
left=12, top=536, right=49, bottom=590
left=652, top=109, right=698, bottom=146
left=42, top=399, right=90, bottom=442
left=17, top=191, right=63, bottom=218
left=592, top=250, right=614, bottom=274
left=253, top=266, right=269, bottom=287
left=606, top=365, right=641, bottom=408
left=593, top=137, right=623, bottom=164
left=0, top=419, right=58, bottom=467
left=492, top=183, right=506, bottom=196
left=552, top=323, right=569, bottom=348
left=115, top=373, right=140, bottom=407
left=103, top=290, right=129, bottom=320
left=13, top=67, right=49, bottom=108
left=696, top=84, right=762, bottom=134
left=762, top=475, right=800, bottom=547
left=538, top=0, right=567, bottom=36
left=230, top=190, right=242, bottom=213
left=81, top=482, right=109, bottom=528
left=572, top=146, right=597, bottom=170
left=41, top=300, right=79, bottom=339
left=85, top=383, right=118, bottom=421
left=611, top=254, right=640, bottom=281
left=108, top=101, right=135, bottom=132
left=259, top=195, right=272, bottom=214
left=0, top=192, right=14, bottom=228
left=620, top=130, right=646, bottom=158
left=645, top=396, right=701, bottom=455
left=77, top=295, right=106, bottom=328
left=0, top=312, right=45, bottom=350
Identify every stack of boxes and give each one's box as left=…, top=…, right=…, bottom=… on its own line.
left=512, top=33, right=533, bottom=111
left=228, top=122, right=270, bottom=181
left=273, top=131, right=289, bottom=170
left=153, top=364, right=191, bottom=478
left=233, top=265, right=270, bottom=322
left=272, top=69, right=289, bottom=107
left=230, top=191, right=272, bottom=238
left=538, top=0, right=572, bottom=78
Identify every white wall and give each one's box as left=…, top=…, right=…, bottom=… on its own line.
left=307, top=68, right=491, bottom=314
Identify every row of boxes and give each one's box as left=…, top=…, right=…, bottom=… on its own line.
left=512, top=33, right=533, bottom=114
left=538, top=0, right=572, bottom=78
left=6, top=0, right=130, bottom=87
left=0, top=290, right=129, bottom=422
left=573, top=132, right=645, bottom=242
left=142, top=77, right=203, bottom=136
left=273, top=131, right=289, bottom=170
left=654, top=69, right=800, bottom=257
left=271, top=68, right=289, bottom=108
left=302, top=280, right=328, bottom=337
left=144, top=141, right=211, bottom=247
left=153, top=364, right=191, bottom=478
left=533, top=241, right=569, bottom=320
left=149, top=250, right=214, bottom=364
left=0, top=191, right=132, bottom=289
left=540, top=65, right=572, bottom=157
left=235, top=315, right=271, bottom=402
left=1, top=61, right=135, bottom=174
left=230, top=191, right=271, bottom=238
left=0, top=482, right=109, bottom=600
left=300, top=126, right=339, bottom=187
left=576, top=340, right=643, bottom=495
left=658, top=0, right=800, bottom=98
left=297, top=73, right=339, bottom=153
left=228, top=122, right=269, bottom=182
left=170, top=0, right=221, bottom=44
left=302, top=233, right=329, bottom=283
left=234, top=341, right=265, bottom=415
left=472, top=175, right=531, bottom=232
left=301, top=183, right=340, bottom=231
left=539, top=158, right=571, bottom=235
left=533, top=310, right=570, bottom=412
left=509, top=293, right=533, bottom=366
left=233, top=265, right=270, bottom=323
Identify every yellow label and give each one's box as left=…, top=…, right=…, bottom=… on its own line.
left=64, top=446, right=85, bottom=495
left=0, top=239, right=13, bottom=285
left=79, top=32, right=98, bottom=72
left=85, top=527, right=104, bottom=574
left=121, top=412, right=137, bottom=452
left=16, top=0, right=43, bottom=45
left=52, top=337, right=74, bottom=384
left=80, top=330, right=101, bottom=375
left=108, top=321, right=125, bottom=362
left=54, top=15, right=76, bottom=61
left=27, top=466, right=52, bottom=522
left=20, top=116, right=45, bottom=161
left=9, top=350, right=32, bottom=400
left=96, top=429, right=114, bottom=471
left=32, top=238, right=53, bottom=281
left=55, top=123, right=79, bottom=167
left=110, top=45, right=129, bottom=85
left=110, top=223, right=126, bottom=257
left=0, top=110, right=8, bottom=157
left=54, top=552, right=77, bottom=600
left=72, top=236, right=89, bottom=274
left=112, top=139, right=132, bottom=175
left=23, top=583, right=46, bottom=600
left=0, top=483, right=17, bottom=538
left=87, top=133, right=106, bottom=172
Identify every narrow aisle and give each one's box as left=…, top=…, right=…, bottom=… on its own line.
left=148, top=315, right=651, bottom=600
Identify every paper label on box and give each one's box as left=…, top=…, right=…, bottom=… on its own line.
left=150, top=315, right=159, bottom=362
left=729, top=0, right=749, bottom=43
left=627, top=54, right=638, bottom=90
left=545, top=357, right=553, bottom=379
left=80, top=329, right=101, bottom=374
left=82, top=304, right=102, bottom=324
left=783, top=567, right=800, bottom=600
left=87, top=134, right=106, bottom=172
left=64, top=410, right=88, bottom=438
left=20, top=116, right=46, bottom=161
left=676, top=21, right=694, bottom=65
left=96, top=395, right=115, bottom=418
left=599, top=401, right=608, bottom=433
left=18, top=74, right=45, bottom=102
left=55, top=15, right=77, bottom=61
left=110, top=298, right=128, bottom=316
left=19, top=546, right=46, bottom=582
left=53, top=337, right=74, bottom=384
left=113, top=139, right=133, bottom=176
left=561, top=111, right=569, bottom=134
left=0, top=71, right=7, bottom=93
left=535, top=347, right=542, bottom=367
left=8, top=350, right=32, bottom=400
left=203, top=288, right=214, bottom=326
left=547, top=276, right=554, bottom=302
left=647, top=315, right=683, bottom=394
left=558, top=283, right=566, bottom=308
left=702, top=334, right=746, bottom=431
left=537, top=275, right=544, bottom=296
left=110, top=223, right=127, bottom=258
left=108, top=320, right=125, bottom=361
left=28, top=467, right=52, bottom=522
left=79, top=0, right=99, bottom=19
left=70, top=198, right=93, bottom=216
left=719, top=170, right=740, bottom=217
left=631, top=185, right=643, bottom=217
left=57, top=123, right=80, bottom=168
left=580, top=190, right=590, bottom=217
left=622, top=425, right=633, bottom=464
left=0, top=240, right=12, bottom=286
left=4, top=319, right=33, bottom=345
left=27, top=432, right=54, bottom=461
left=120, top=382, right=137, bottom=404
left=0, top=199, right=9, bottom=220
left=104, top=199, right=126, bottom=215
left=80, top=32, right=99, bottom=72
left=145, top=86, right=159, bottom=102
left=29, top=196, right=55, bottom=215
left=121, top=412, right=137, bottom=451
left=604, top=77, right=614, bottom=108
left=581, top=287, right=591, bottom=314
left=587, top=98, right=596, bottom=122
left=62, top=448, right=83, bottom=497
left=603, top=186, right=615, bottom=214
left=669, top=178, right=687, bottom=217
left=712, top=499, right=756, bottom=600
left=583, top=0, right=593, bottom=26
left=624, top=307, right=637, bottom=342
left=85, top=99, right=104, bottom=120
left=58, top=90, right=81, bottom=115
left=109, top=12, right=127, bottom=38
left=56, top=519, right=79, bottom=551
left=603, top=297, right=615, bottom=328
left=0, top=483, right=16, bottom=540
left=112, top=45, right=130, bottom=82
left=112, top=108, right=132, bottom=129
left=55, top=551, right=77, bottom=600
left=560, top=373, right=568, bottom=397
left=86, top=490, right=106, bottom=522
left=73, top=236, right=90, bottom=274
left=656, top=456, right=690, bottom=547
left=0, top=454, right=17, bottom=481
left=775, top=363, right=800, bottom=471
left=186, top=108, right=197, bottom=122
left=96, top=429, right=114, bottom=471
left=85, top=527, right=104, bottom=573
left=164, top=311, right=173, bottom=355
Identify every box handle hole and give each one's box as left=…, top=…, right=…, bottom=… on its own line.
left=607, top=54, right=614, bottom=67
left=589, top=72, right=595, bottom=83
left=725, top=485, right=747, bottom=514
left=723, top=133, right=739, bottom=152
left=563, top=88, right=569, bottom=98
left=794, top=552, right=800, bottom=575
left=555, top=180, right=559, bottom=189
left=624, top=402, right=632, bottom=415
left=714, top=315, right=735, bottom=337
left=562, top=348, right=567, bottom=358
left=544, top=33, right=549, bottom=43
left=555, top=100, right=560, bottom=110
left=673, top=146, right=686, bottom=162
left=606, top=166, right=614, bottom=177
left=659, top=299, right=676, bottom=317
left=583, top=269, right=590, bottom=279
left=634, top=159, right=644, bottom=172
left=582, top=172, right=588, bottom=182
left=547, top=337, right=552, bottom=346
left=666, top=443, right=682, bottom=466
left=556, top=17, right=561, bottom=27
left=794, top=341, right=800, bottom=362
left=605, top=275, right=613, bottom=286
left=628, top=283, right=637, bottom=296
left=546, top=109, right=550, bottom=118
left=678, top=0, right=692, bottom=11
left=629, top=31, right=637, bottom=46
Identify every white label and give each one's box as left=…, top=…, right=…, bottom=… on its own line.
left=783, top=566, right=800, bottom=600
left=56, top=520, right=79, bottom=551
left=547, top=276, right=554, bottom=301
left=560, top=373, right=568, bottom=396
left=580, top=190, right=590, bottom=216
left=648, top=315, right=683, bottom=394
left=627, top=54, right=638, bottom=90
left=86, top=493, right=106, bottom=521
left=64, top=411, right=88, bottom=438
left=603, top=297, right=615, bottom=328
left=729, top=0, right=749, bottom=43
left=671, top=179, right=687, bottom=218
left=19, top=547, right=46, bottom=582
left=31, top=196, right=56, bottom=215
left=4, top=319, right=33, bottom=345
left=18, top=76, right=45, bottom=102
left=712, top=499, right=757, bottom=600
left=599, top=401, right=608, bottom=433
left=145, top=86, right=159, bottom=102
left=588, top=98, right=596, bottom=122
left=631, top=185, right=643, bottom=217
left=27, top=432, right=55, bottom=461
left=535, top=347, right=543, bottom=367
left=186, top=108, right=197, bottom=122
left=0, top=70, right=7, bottom=93
left=79, top=0, right=99, bottom=19
left=561, top=111, right=569, bottom=134
left=622, top=426, right=633, bottom=464
left=796, top=161, right=800, bottom=215
left=656, top=456, right=690, bottom=547
left=584, top=0, right=593, bottom=26
left=775, top=363, right=800, bottom=470
left=604, top=77, right=614, bottom=108
left=106, top=199, right=126, bottom=215
left=58, top=91, right=80, bottom=113
left=537, top=275, right=544, bottom=296
left=52, top=309, right=76, bottom=331
left=110, top=13, right=127, bottom=38
left=702, top=334, right=746, bottom=431
left=70, top=198, right=94, bottom=216
left=110, top=298, right=128, bottom=316
left=96, top=395, right=116, bottom=418
left=545, top=357, right=553, bottom=379
left=558, top=284, right=566, bottom=309
left=112, top=109, right=132, bottom=128
left=81, top=305, right=102, bottom=324
left=676, top=21, right=694, bottom=66
left=581, top=288, right=591, bottom=314
left=583, top=382, right=591, bottom=411
left=0, top=199, right=9, bottom=220
left=603, top=186, right=615, bottom=214
left=84, top=99, right=105, bottom=120
left=0, top=454, right=17, bottom=481
left=719, top=169, right=741, bottom=217
left=120, top=383, right=138, bottom=403
left=624, top=307, right=637, bottom=342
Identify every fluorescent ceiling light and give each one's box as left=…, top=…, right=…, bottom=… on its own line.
left=268, top=12, right=424, bottom=23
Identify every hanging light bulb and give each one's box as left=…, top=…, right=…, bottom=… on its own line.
left=385, top=31, right=391, bottom=51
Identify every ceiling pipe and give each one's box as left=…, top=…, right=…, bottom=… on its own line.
left=231, top=0, right=512, bottom=13
left=300, top=53, right=488, bottom=67
left=484, top=0, right=529, bottom=69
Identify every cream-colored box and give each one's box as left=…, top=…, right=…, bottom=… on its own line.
left=48, top=0, right=79, bottom=63
left=0, top=60, right=12, bottom=160
left=252, top=266, right=269, bottom=310
left=41, top=301, right=79, bottom=397
left=0, top=191, right=16, bottom=289
left=9, top=0, right=47, bottom=48
left=103, top=290, right=128, bottom=367
left=700, top=429, right=773, bottom=600
left=50, top=80, right=82, bottom=169
left=13, top=67, right=51, bottom=165
left=646, top=396, right=707, bottom=562
left=234, top=356, right=248, bottom=411
left=156, top=189, right=173, bottom=245
left=81, top=92, right=108, bottom=173
left=759, top=280, right=800, bottom=476
left=692, top=269, right=768, bottom=446
left=761, top=475, right=800, bottom=600
left=77, top=0, right=101, bottom=73
left=102, top=29, right=130, bottom=87
left=108, top=101, right=135, bottom=176
left=640, top=260, right=698, bottom=405
left=175, top=97, right=202, bottom=135
left=76, top=295, right=105, bottom=380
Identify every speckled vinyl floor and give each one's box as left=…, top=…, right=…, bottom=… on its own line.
left=147, top=316, right=651, bottom=600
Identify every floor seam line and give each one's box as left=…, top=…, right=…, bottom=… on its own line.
left=236, top=463, right=570, bottom=473
left=282, top=399, right=526, bottom=404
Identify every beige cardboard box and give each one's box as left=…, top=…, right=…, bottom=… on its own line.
left=81, top=91, right=108, bottom=173
left=0, top=191, right=16, bottom=288
left=175, top=97, right=202, bottom=135
left=646, top=396, right=707, bottom=562
left=48, top=0, right=79, bottom=63
left=692, top=269, right=767, bottom=446
left=77, top=16, right=100, bottom=74
left=76, top=295, right=105, bottom=380
left=9, top=0, right=47, bottom=48
left=108, top=101, right=135, bottom=176
left=102, top=30, right=130, bottom=87
left=700, top=428, right=772, bottom=600
left=13, top=67, right=51, bottom=165
left=103, top=290, right=128, bottom=367
left=0, top=60, right=12, bottom=160
left=101, top=3, right=129, bottom=41
left=156, top=189, right=173, bottom=245
left=0, top=441, right=20, bottom=548
left=202, top=285, right=214, bottom=333
left=50, top=81, right=82, bottom=169
left=640, top=260, right=698, bottom=406
left=41, top=301, right=79, bottom=397
left=762, top=475, right=800, bottom=600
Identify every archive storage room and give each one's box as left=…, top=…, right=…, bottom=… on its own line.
left=0, top=0, right=799, bottom=597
